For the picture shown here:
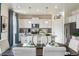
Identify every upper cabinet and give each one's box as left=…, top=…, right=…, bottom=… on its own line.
left=65, top=12, right=79, bottom=29
left=19, top=19, right=52, bottom=28
left=69, top=15, right=76, bottom=23
left=76, top=14, right=79, bottom=29
left=19, top=19, right=36, bottom=28
left=65, top=15, right=76, bottom=24
left=39, top=19, right=52, bottom=28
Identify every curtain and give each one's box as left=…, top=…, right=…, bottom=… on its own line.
left=8, top=9, right=13, bottom=47
left=15, top=13, right=19, bottom=44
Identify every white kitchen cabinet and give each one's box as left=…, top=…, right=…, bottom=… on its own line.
left=40, top=19, right=52, bottom=28
left=69, top=16, right=76, bottom=23
left=65, top=17, right=69, bottom=24
left=76, top=14, right=79, bottom=29
left=40, top=20, right=47, bottom=28
left=72, top=15, right=76, bottom=22
left=76, top=20, right=79, bottom=29
left=65, top=15, right=76, bottom=24
left=19, top=19, right=52, bottom=28
left=68, top=16, right=72, bottom=23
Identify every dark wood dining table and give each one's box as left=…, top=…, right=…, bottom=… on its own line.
left=36, top=44, right=45, bottom=56
left=36, top=47, right=43, bottom=56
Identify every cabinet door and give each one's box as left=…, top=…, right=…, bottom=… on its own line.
left=47, top=20, right=52, bottom=28
left=76, top=14, right=79, bottom=29
left=68, top=16, right=73, bottom=23
left=40, top=19, right=51, bottom=28
left=64, top=17, right=68, bottom=24
left=76, top=20, right=79, bottom=29
left=71, top=15, right=76, bottom=22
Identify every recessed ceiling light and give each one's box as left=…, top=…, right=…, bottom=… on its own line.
left=36, top=9, right=40, bottom=12
left=17, top=6, right=21, bottom=9
left=28, top=21, right=31, bottom=24
left=54, top=5, right=58, bottom=9
left=45, top=21, right=48, bottom=24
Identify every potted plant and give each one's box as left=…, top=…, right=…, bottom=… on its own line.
left=72, top=32, right=79, bottom=40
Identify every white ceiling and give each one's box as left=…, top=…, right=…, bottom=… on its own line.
left=8, top=3, right=79, bottom=15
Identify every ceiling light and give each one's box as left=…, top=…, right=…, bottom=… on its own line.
left=36, top=9, right=40, bottom=12
left=54, top=6, right=58, bottom=9
left=28, top=21, right=31, bottom=24
left=45, top=21, right=48, bottom=24
left=17, top=6, right=21, bottom=9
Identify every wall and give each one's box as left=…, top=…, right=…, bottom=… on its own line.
left=0, top=3, right=9, bottom=53
left=1, top=3, right=8, bottom=40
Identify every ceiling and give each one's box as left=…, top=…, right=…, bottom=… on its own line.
left=8, top=3, right=79, bottom=15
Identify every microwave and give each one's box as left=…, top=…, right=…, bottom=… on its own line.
left=32, top=24, right=39, bottom=28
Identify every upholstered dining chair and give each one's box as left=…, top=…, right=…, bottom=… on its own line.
left=43, top=46, right=66, bottom=56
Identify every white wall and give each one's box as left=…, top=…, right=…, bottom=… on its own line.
left=0, top=3, right=9, bottom=54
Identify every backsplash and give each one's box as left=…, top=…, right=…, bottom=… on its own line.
left=19, top=28, right=52, bottom=34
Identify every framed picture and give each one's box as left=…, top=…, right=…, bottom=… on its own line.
left=0, top=16, right=2, bottom=32
left=0, top=16, right=2, bottom=39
